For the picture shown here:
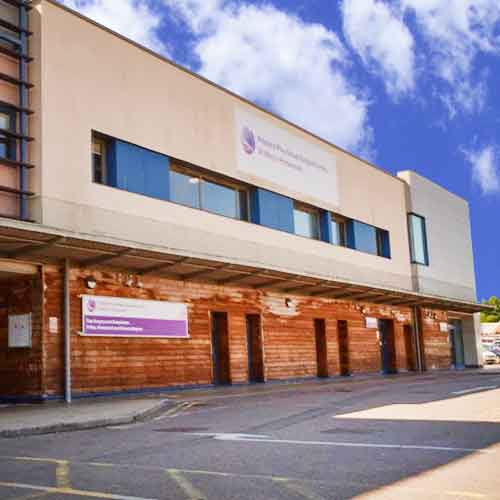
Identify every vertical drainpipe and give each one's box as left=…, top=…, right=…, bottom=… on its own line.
left=64, top=258, right=72, bottom=403
left=412, top=306, right=423, bottom=373
left=19, top=2, right=29, bottom=220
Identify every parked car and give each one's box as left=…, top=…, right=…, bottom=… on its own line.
left=483, top=350, right=498, bottom=365
left=489, top=345, right=500, bottom=358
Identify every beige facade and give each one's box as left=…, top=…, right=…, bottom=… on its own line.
left=398, top=171, right=477, bottom=302
left=19, top=1, right=474, bottom=302
left=0, top=0, right=491, bottom=403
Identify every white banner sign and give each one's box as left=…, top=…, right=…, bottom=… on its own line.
left=234, top=108, right=339, bottom=207
left=81, top=295, right=189, bottom=338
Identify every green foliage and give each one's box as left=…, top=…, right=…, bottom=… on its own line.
left=481, top=296, right=500, bottom=323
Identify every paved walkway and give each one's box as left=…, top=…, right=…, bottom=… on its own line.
left=1, top=367, right=498, bottom=438
left=0, top=397, right=173, bottom=438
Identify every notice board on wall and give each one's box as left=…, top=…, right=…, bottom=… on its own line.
left=81, top=295, right=189, bottom=338
left=8, top=313, right=32, bottom=348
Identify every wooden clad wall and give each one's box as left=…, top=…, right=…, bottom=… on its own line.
left=0, top=277, right=43, bottom=398
left=420, top=309, right=452, bottom=370
left=0, top=264, right=455, bottom=399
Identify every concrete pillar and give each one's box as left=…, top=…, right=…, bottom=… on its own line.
left=462, top=313, right=483, bottom=368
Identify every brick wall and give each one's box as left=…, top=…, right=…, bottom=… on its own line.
left=38, top=265, right=432, bottom=397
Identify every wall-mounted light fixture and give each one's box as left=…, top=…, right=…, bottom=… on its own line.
left=84, top=276, right=97, bottom=289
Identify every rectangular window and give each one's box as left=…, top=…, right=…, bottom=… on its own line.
left=0, top=107, right=15, bottom=160
left=294, top=205, right=320, bottom=239
left=169, top=165, right=249, bottom=221
left=331, top=215, right=346, bottom=246
left=408, top=213, right=429, bottom=265
left=377, top=229, right=391, bottom=259
left=346, top=220, right=391, bottom=258
left=202, top=179, right=245, bottom=219
left=351, top=220, right=378, bottom=255
left=92, top=135, right=108, bottom=184
left=170, top=169, right=200, bottom=209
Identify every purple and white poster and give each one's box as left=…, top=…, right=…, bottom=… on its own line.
left=81, top=295, right=189, bottom=338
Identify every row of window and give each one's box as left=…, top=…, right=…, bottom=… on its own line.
left=91, top=134, right=429, bottom=264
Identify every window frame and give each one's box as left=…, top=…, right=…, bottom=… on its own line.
left=331, top=213, right=347, bottom=247
left=293, top=202, right=321, bottom=240
left=169, top=162, right=250, bottom=221
left=376, top=228, right=391, bottom=259
left=408, top=212, right=429, bottom=266
left=91, top=133, right=109, bottom=185
left=0, top=104, right=16, bottom=161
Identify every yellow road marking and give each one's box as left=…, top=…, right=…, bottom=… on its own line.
left=55, top=460, right=71, bottom=489
left=274, top=478, right=325, bottom=500
left=0, top=481, right=156, bottom=500
left=10, top=456, right=63, bottom=464
left=10, top=491, right=50, bottom=500
left=152, top=402, right=195, bottom=421
left=0, top=456, right=488, bottom=499
left=167, top=469, right=207, bottom=500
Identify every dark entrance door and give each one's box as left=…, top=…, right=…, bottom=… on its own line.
left=246, top=314, right=264, bottom=383
left=403, top=324, right=417, bottom=371
left=450, top=320, right=465, bottom=368
left=337, top=320, right=350, bottom=376
left=314, top=319, right=328, bottom=378
left=211, top=312, right=231, bottom=385
left=378, top=319, right=397, bottom=374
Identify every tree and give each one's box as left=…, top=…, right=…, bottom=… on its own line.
left=481, top=296, right=500, bottom=323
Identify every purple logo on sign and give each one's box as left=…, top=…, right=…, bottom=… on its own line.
left=87, top=298, right=96, bottom=313
left=241, top=126, right=256, bottom=155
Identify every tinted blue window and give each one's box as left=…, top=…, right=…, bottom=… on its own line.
left=201, top=179, right=248, bottom=220
left=409, top=214, right=429, bottom=265
left=293, top=207, right=319, bottom=239
left=331, top=218, right=345, bottom=246
left=319, top=211, right=333, bottom=243
left=379, top=230, right=391, bottom=259
left=107, top=140, right=169, bottom=201
left=0, top=108, right=15, bottom=160
left=202, top=180, right=239, bottom=218
left=351, top=221, right=378, bottom=255
left=250, top=189, right=294, bottom=233
left=170, top=170, right=200, bottom=209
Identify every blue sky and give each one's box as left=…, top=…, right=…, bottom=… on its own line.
left=62, top=0, right=500, bottom=301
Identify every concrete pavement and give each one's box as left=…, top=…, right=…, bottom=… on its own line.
left=1, top=367, right=499, bottom=438
left=0, top=396, right=175, bottom=438
left=1, top=369, right=500, bottom=499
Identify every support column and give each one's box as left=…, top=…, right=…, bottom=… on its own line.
left=461, top=313, right=483, bottom=368
left=412, top=306, right=426, bottom=372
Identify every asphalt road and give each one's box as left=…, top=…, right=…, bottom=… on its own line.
left=1, top=370, right=500, bottom=500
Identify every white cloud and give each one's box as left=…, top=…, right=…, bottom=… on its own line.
left=164, top=0, right=372, bottom=155
left=341, top=0, right=415, bottom=97
left=62, top=0, right=168, bottom=55
left=462, top=145, right=500, bottom=195
left=403, top=0, right=500, bottom=115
